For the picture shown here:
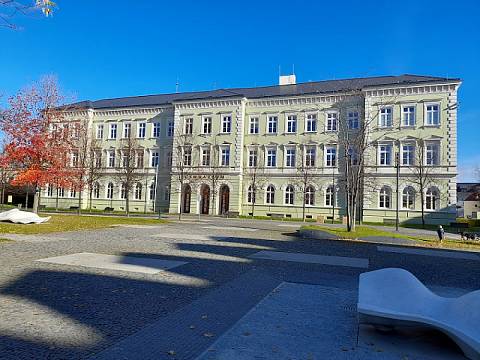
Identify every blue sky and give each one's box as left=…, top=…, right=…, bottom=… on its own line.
left=1, top=0, right=479, bottom=180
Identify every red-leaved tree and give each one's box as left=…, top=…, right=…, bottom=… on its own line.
left=0, top=76, right=77, bottom=213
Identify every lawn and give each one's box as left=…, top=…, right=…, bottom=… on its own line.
left=0, top=214, right=166, bottom=235
left=301, top=225, right=480, bottom=251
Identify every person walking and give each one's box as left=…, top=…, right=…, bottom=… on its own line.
left=437, top=225, right=445, bottom=242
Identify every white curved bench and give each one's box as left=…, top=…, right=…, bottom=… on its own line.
left=0, top=208, right=50, bottom=224
left=358, top=268, right=480, bottom=360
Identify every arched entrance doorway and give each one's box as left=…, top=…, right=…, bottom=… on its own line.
left=181, top=184, right=191, bottom=213
left=200, top=184, right=210, bottom=215
left=219, top=185, right=230, bottom=216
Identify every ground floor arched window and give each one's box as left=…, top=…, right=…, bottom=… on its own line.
left=379, top=186, right=391, bottom=209
left=266, top=185, right=275, bottom=204
left=285, top=185, right=294, bottom=205
left=134, top=183, right=142, bottom=200
left=402, top=186, right=415, bottom=209
left=426, top=187, right=439, bottom=210
left=106, top=183, right=114, bottom=199
left=305, top=186, right=315, bottom=206
left=247, top=185, right=255, bottom=204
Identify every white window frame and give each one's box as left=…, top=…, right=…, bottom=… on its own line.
left=347, top=111, right=359, bottom=130
left=401, top=143, right=415, bottom=166
left=379, top=186, right=391, bottom=209
left=305, top=146, right=316, bottom=167
left=402, top=186, right=415, bottom=210
left=266, top=147, right=277, bottom=167
left=285, top=114, right=297, bottom=134
left=220, top=145, right=230, bottom=166
left=305, top=186, right=315, bottom=206
left=265, top=185, right=275, bottom=204
left=325, top=111, right=338, bottom=132
left=137, top=122, right=146, bottom=138
left=284, top=185, right=295, bottom=205
left=267, top=115, right=278, bottom=134
left=109, top=123, right=118, bottom=139
left=167, top=120, right=174, bottom=137
left=379, top=106, right=393, bottom=128
left=324, top=146, right=337, bottom=167
left=248, top=148, right=258, bottom=167
left=150, top=151, right=159, bottom=167
left=183, top=118, right=193, bottom=135
left=424, top=103, right=440, bottom=126
left=96, top=124, right=104, bottom=139
left=378, top=143, right=393, bottom=166
left=221, top=114, right=232, bottom=134
left=123, top=122, right=131, bottom=138
left=305, top=113, right=317, bottom=133
left=183, top=146, right=192, bottom=166
left=402, top=105, right=416, bottom=127
left=201, top=146, right=211, bottom=167
left=249, top=116, right=259, bottom=134
left=425, top=187, right=439, bottom=210
left=108, top=150, right=116, bottom=168
left=425, top=141, right=440, bottom=166
left=152, top=122, right=161, bottom=138
left=325, top=185, right=334, bottom=207
left=284, top=147, right=296, bottom=168
left=202, top=116, right=212, bottom=134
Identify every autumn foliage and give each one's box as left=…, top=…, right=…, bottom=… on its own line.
left=0, top=76, right=78, bottom=210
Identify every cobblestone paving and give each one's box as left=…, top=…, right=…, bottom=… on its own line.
left=0, top=217, right=479, bottom=359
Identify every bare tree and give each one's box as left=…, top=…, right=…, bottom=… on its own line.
left=293, top=142, right=319, bottom=222
left=172, top=129, right=195, bottom=220
left=115, top=130, right=143, bottom=216
left=243, top=144, right=267, bottom=217
left=1, top=0, right=56, bottom=30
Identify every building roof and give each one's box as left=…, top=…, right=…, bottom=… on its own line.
left=70, top=74, right=460, bottom=110
left=465, top=193, right=480, bottom=202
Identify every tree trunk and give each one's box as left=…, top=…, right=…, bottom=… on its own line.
left=78, top=190, right=82, bottom=215
left=126, top=195, right=130, bottom=217
left=89, top=188, right=93, bottom=212
left=302, top=191, right=306, bottom=222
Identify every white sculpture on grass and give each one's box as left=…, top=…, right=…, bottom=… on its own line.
left=358, top=268, right=480, bottom=360
left=0, top=208, right=50, bottom=224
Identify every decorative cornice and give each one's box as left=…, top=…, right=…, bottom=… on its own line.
left=364, top=83, right=459, bottom=97
left=175, top=98, right=244, bottom=110
left=247, top=94, right=355, bottom=108
left=93, top=107, right=171, bottom=117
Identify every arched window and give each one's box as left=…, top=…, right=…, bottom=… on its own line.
left=426, top=187, right=439, bottom=210
left=305, top=186, right=315, bottom=206
left=93, top=182, right=100, bottom=199
left=379, top=186, right=391, bottom=208
left=149, top=183, right=156, bottom=200
left=402, top=186, right=415, bottom=209
left=106, top=183, right=114, bottom=199
left=69, top=189, right=76, bottom=198
left=247, top=185, right=256, bottom=204
left=325, top=185, right=334, bottom=206
left=285, top=185, right=294, bottom=205
left=46, top=184, right=53, bottom=197
left=120, top=183, right=127, bottom=199
left=58, top=187, right=65, bottom=197
left=134, top=183, right=142, bottom=200
left=266, top=185, right=275, bottom=204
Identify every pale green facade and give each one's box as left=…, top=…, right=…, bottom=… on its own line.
left=43, top=75, right=461, bottom=225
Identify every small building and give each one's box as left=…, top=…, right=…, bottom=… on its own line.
left=457, top=183, right=480, bottom=217
left=463, top=192, right=480, bottom=219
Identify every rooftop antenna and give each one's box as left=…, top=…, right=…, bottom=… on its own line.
left=175, top=77, right=179, bottom=93
left=292, top=64, right=295, bottom=75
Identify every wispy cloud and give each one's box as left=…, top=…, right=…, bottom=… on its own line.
left=458, top=156, right=480, bottom=182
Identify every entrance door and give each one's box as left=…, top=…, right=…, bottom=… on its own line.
left=182, top=185, right=191, bottom=213
left=200, top=185, right=210, bottom=215
left=219, top=185, right=230, bottom=216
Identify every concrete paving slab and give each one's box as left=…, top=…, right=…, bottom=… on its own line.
left=249, top=250, right=369, bottom=269
left=277, top=224, right=301, bottom=228
left=377, top=246, right=480, bottom=260
left=202, top=226, right=258, bottom=232
left=36, top=252, right=187, bottom=274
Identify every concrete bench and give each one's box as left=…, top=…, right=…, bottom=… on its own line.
left=269, top=213, right=284, bottom=219
left=69, top=206, right=79, bottom=210
left=104, top=207, right=114, bottom=212
left=358, top=268, right=480, bottom=360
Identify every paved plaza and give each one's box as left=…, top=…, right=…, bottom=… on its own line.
left=0, top=217, right=479, bottom=359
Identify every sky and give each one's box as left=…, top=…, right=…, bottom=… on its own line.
left=1, top=0, right=479, bottom=181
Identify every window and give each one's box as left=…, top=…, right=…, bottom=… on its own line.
left=184, top=118, right=193, bottom=135
left=379, top=107, right=393, bottom=127
left=104, top=183, right=113, bottom=199
left=325, top=185, right=334, bottom=206
left=286, top=115, right=297, bottom=133
left=305, top=147, right=316, bottom=167
left=164, top=185, right=170, bottom=201
left=109, top=123, right=117, bottom=139
left=402, top=144, right=415, bottom=166
left=152, top=122, right=161, bottom=137
left=167, top=120, right=174, bottom=137
left=120, top=183, right=127, bottom=199
left=305, top=186, right=315, bottom=206
left=402, top=106, right=416, bottom=126
left=123, top=123, right=131, bottom=138
left=134, top=183, right=142, bottom=200
left=46, top=184, right=53, bottom=197
left=183, top=147, right=192, bottom=166
left=249, top=117, right=259, bottom=134
left=426, top=187, right=439, bottom=210
left=402, top=186, right=415, bottom=209
left=220, top=146, right=230, bottom=166
left=151, top=151, right=159, bottom=167
left=201, top=147, right=211, bottom=166
left=266, top=148, right=277, bottom=167
left=285, top=148, right=296, bottom=167
left=221, top=115, right=232, bottom=133
left=306, top=113, right=317, bottom=132
left=348, top=111, right=359, bottom=129
left=121, top=151, right=128, bottom=168
left=425, top=104, right=440, bottom=126
left=167, top=151, right=172, bottom=166
left=379, top=144, right=392, bottom=166
left=267, top=116, right=278, bottom=134
left=108, top=150, right=116, bottom=168
left=326, top=112, right=338, bottom=132
left=247, top=185, right=256, bottom=204
left=94, top=151, right=102, bottom=168
left=202, top=116, right=212, bottom=134
left=135, top=122, right=145, bottom=138
left=426, top=142, right=439, bottom=165
left=325, top=146, right=336, bottom=167
left=58, top=187, right=65, bottom=197
left=71, top=151, right=78, bottom=167
left=285, top=185, right=294, bottom=205
left=348, top=146, right=359, bottom=165
left=93, top=182, right=100, bottom=199
left=379, top=186, right=391, bottom=208
left=96, top=124, right=104, bottom=139
left=69, top=189, right=76, bottom=198
left=248, top=149, right=258, bottom=167
left=266, top=185, right=275, bottom=204
left=136, top=150, right=144, bottom=168
left=149, top=183, right=156, bottom=201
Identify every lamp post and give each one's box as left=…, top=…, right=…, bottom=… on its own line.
left=395, top=151, right=400, bottom=232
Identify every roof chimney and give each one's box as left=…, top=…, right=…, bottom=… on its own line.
left=279, top=74, right=296, bottom=85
